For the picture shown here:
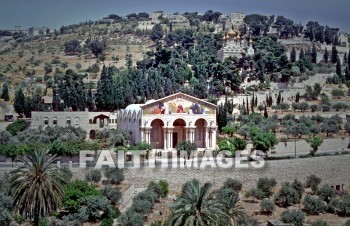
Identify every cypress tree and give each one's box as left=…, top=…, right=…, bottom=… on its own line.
left=86, top=88, right=94, bottom=111
left=277, top=91, right=282, bottom=105
left=255, top=96, right=258, bottom=107
left=246, top=96, right=249, bottom=115
left=311, top=42, right=317, bottom=63
left=217, top=104, right=227, bottom=131
left=323, top=47, right=329, bottom=63
left=268, top=95, right=273, bottom=107
left=23, top=96, right=32, bottom=118
left=299, top=49, right=305, bottom=61
left=331, top=45, right=338, bottom=64
left=1, top=82, right=10, bottom=101
left=345, top=66, right=350, bottom=81
left=14, top=88, right=25, bottom=117
left=290, top=47, right=296, bottom=63
left=296, top=92, right=300, bottom=103
left=336, top=56, right=342, bottom=77
left=95, top=66, right=116, bottom=111
left=344, top=52, right=347, bottom=65
left=264, top=105, right=268, bottom=118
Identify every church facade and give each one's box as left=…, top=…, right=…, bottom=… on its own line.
left=117, top=92, right=217, bottom=151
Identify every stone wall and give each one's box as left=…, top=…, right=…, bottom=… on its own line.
left=2, top=155, right=349, bottom=192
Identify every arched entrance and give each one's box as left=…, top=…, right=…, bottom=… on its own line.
left=150, top=119, right=164, bottom=149
left=173, top=119, right=186, bottom=148
left=195, top=119, right=207, bottom=148
left=90, top=130, right=96, bottom=139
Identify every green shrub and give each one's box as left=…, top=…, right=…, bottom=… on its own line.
left=292, top=179, right=305, bottom=198
left=305, top=174, right=321, bottom=190
left=327, top=198, right=339, bottom=213
left=342, top=219, right=350, bottom=226
left=303, top=194, right=327, bottom=215
left=280, top=209, right=305, bottom=226
left=63, top=180, right=100, bottom=212
left=101, top=186, right=121, bottom=205
left=257, top=177, right=277, bottom=198
left=104, top=167, right=124, bottom=185
left=338, top=195, right=350, bottom=216
left=158, top=180, right=169, bottom=198
left=6, top=119, right=30, bottom=135
left=118, top=209, right=144, bottom=226
left=260, top=199, right=275, bottom=214
left=100, top=217, right=114, bottom=226
left=223, top=178, right=243, bottom=192
left=317, top=184, right=335, bottom=203
left=79, top=196, right=112, bottom=221
left=85, top=169, right=102, bottom=184
left=130, top=199, right=153, bottom=215
left=274, top=183, right=301, bottom=207
left=311, top=220, right=329, bottom=226
left=250, top=188, right=264, bottom=200
left=61, top=167, right=73, bottom=182
left=133, top=189, right=157, bottom=205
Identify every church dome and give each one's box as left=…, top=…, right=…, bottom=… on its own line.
left=227, top=29, right=236, bottom=38
left=125, top=104, right=142, bottom=113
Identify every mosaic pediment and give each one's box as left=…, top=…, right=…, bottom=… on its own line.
left=142, top=93, right=216, bottom=115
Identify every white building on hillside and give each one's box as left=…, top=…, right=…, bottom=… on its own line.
left=31, top=111, right=118, bottom=139
left=117, top=92, right=217, bottom=151
left=230, top=12, right=245, bottom=28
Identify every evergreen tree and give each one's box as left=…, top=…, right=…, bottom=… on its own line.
left=31, top=87, right=44, bottom=111
left=246, top=96, right=249, bottom=115
left=331, top=45, right=338, bottom=64
left=264, top=105, right=268, bottom=118
left=323, top=47, right=329, bottom=63
left=164, top=78, right=173, bottom=96
left=86, top=88, right=95, bottom=111
left=125, top=54, right=133, bottom=68
left=290, top=47, right=296, bottom=63
left=344, top=52, right=348, bottom=65
left=23, top=96, right=32, bottom=118
left=95, top=66, right=116, bottom=111
left=345, top=66, right=350, bottom=81
left=255, top=96, right=258, bottom=107
left=14, top=88, right=25, bottom=117
left=311, top=42, right=317, bottom=63
left=277, top=91, right=282, bottom=105
left=299, top=49, right=305, bottom=61
left=268, top=95, right=273, bottom=107
left=296, top=92, right=300, bottom=103
left=217, top=103, right=227, bottom=131
left=336, top=56, right=342, bottom=77
left=1, top=82, right=10, bottom=101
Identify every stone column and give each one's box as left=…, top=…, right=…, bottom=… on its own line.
left=163, top=127, right=168, bottom=150
left=205, top=127, right=209, bottom=149
left=145, top=128, right=151, bottom=144
left=210, top=127, right=217, bottom=149
left=168, top=127, right=173, bottom=150
left=141, top=129, right=145, bottom=142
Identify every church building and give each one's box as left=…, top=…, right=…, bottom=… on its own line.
left=117, top=92, right=218, bottom=151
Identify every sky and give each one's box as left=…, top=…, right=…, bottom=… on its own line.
left=1, top=0, right=350, bottom=32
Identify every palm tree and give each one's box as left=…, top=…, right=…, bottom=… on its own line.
left=214, top=188, right=246, bottom=226
left=168, top=179, right=228, bottom=226
left=10, top=149, right=66, bottom=225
